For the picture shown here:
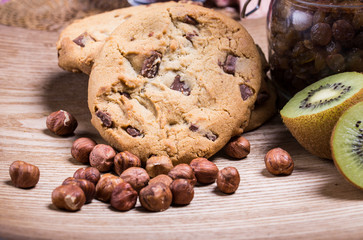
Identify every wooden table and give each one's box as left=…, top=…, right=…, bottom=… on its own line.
left=0, top=16, right=362, bottom=240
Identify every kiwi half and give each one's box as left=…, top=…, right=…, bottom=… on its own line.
left=280, top=72, right=363, bottom=159
left=331, top=101, right=363, bottom=189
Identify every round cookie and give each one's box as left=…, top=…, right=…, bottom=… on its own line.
left=88, top=2, right=262, bottom=164
left=56, top=4, right=151, bottom=74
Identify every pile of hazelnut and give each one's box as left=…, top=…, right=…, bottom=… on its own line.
left=9, top=110, right=295, bottom=212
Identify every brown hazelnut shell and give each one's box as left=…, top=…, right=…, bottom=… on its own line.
left=73, top=167, right=100, bottom=186
left=110, top=182, right=138, bottom=211
left=46, top=110, right=77, bottom=136
left=168, top=164, right=197, bottom=185
left=51, top=184, right=86, bottom=211
left=264, top=148, right=294, bottom=176
left=139, top=182, right=172, bottom=212
left=95, top=173, right=124, bottom=202
left=71, top=137, right=97, bottom=164
left=170, top=179, right=194, bottom=205
left=9, top=161, right=40, bottom=188
left=216, top=167, right=240, bottom=194
left=190, top=158, right=219, bottom=184
left=62, top=177, right=95, bottom=203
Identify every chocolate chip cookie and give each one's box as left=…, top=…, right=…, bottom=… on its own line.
left=56, top=2, right=274, bottom=130
left=88, top=2, right=262, bottom=164
left=56, top=4, right=150, bottom=74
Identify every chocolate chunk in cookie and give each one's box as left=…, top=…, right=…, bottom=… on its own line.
left=119, top=92, right=131, bottom=99
left=205, top=132, right=218, bottom=142
left=73, top=32, right=95, bottom=47
left=185, top=31, right=199, bottom=42
left=170, top=75, right=191, bottom=96
left=141, top=51, right=162, bottom=78
left=96, top=110, right=113, bottom=127
left=222, top=55, right=237, bottom=75
left=189, top=124, right=199, bottom=132
left=126, top=126, right=142, bottom=137
left=183, top=15, right=198, bottom=25
left=239, top=84, right=254, bottom=101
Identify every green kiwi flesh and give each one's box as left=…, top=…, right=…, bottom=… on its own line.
left=280, top=72, right=363, bottom=159
left=331, top=101, right=363, bottom=190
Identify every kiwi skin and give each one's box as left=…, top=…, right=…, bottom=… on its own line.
left=281, top=72, right=363, bottom=159
left=331, top=101, right=363, bottom=190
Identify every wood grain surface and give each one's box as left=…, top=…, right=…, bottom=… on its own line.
left=0, top=16, right=363, bottom=240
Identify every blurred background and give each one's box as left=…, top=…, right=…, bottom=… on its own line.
left=0, top=0, right=269, bottom=31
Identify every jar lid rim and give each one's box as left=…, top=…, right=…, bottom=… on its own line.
left=291, top=0, right=363, bottom=8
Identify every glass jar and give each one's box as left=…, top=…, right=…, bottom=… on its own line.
left=267, top=0, right=363, bottom=98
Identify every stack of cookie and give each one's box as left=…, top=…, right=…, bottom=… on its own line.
left=56, top=1, right=276, bottom=164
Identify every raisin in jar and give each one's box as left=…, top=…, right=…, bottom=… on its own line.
left=267, top=0, right=363, bottom=98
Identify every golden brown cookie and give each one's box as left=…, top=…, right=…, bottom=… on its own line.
left=88, top=2, right=262, bottom=164
left=56, top=5, right=150, bottom=74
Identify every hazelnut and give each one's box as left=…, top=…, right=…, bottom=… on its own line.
left=110, top=182, right=138, bottom=211
left=120, top=167, right=150, bottom=192
left=168, top=164, right=197, bottom=185
left=71, top=137, right=97, bottom=164
left=216, top=167, right=240, bottom=194
left=73, top=167, right=100, bottom=185
left=9, top=161, right=40, bottom=188
left=114, top=151, right=141, bottom=176
left=146, top=156, right=173, bottom=178
left=46, top=110, right=77, bottom=136
left=139, top=182, right=172, bottom=212
left=89, top=144, right=116, bottom=172
left=95, top=173, right=124, bottom=202
left=169, top=179, right=194, bottom=205
left=189, top=158, right=219, bottom=184
left=224, top=136, right=250, bottom=159
left=62, top=177, right=95, bottom=203
left=148, top=174, right=173, bottom=187
left=264, top=148, right=294, bottom=176
left=51, top=184, right=86, bottom=211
